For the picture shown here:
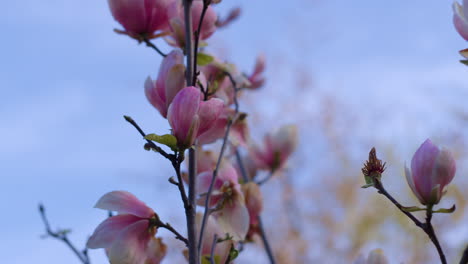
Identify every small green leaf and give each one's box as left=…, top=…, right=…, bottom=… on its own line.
left=228, top=246, right=239, bottom=261
left=460, top=60, right=468, bottom=66
left=197, top=53, right=214, bottom=66
left=432, top=204, right=456, bottom=214
left=361, top=175, right=374, bottom=188
left=145, top=134, right=178, bottom=151
left=401, top=206, right=426, bottom=212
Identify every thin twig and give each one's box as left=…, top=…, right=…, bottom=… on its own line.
left=235, top=151, right=277, bottom=264
left=198, top=71, right=240, bottom=256
left=123, top=115, right=172, bottom=160
left=39, top=204, right=90, bottom=264
left=209, top=234, right=218, bottom=264
left=142, top=37, right=167, bottom=57
left=256, top=171, right=274, bottom=186
left=192, top=0, right=211, bottom=86
left=157, top=221, right=189, bottom=246
left=373, top=179, right=446, bottom=264
left=172, top=152, right=189, bottom=216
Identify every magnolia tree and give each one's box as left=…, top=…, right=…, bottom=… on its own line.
left=38, top=1, right=468, bottom=264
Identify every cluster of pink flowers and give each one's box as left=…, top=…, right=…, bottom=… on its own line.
left=86, top=0, right=298, bottom=263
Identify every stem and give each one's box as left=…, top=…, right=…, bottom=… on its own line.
left=39, top=204, right=90, bottom=264
left=192, top=0, right=211, bottom=86
left=257, top=217, right=276, bottom=264
left=155, top=219, right=189, bottom=246
left=209, top=234, right=218, bottom=264
left=373, top=179, right=446, bottom=264
left=187, top=147, right=198, bottom=264
left=256, top=170, right=275, bottom=185
left=182, top=0, right=198, bottom=263
left=142, top=37, right=167, bottom=57
left=235, top=152, right=277, bottom=264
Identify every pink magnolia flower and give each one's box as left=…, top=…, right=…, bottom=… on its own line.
left=87, top=191, right=166, bottom=264
left=453, top=0, right=468, bottom=41
left=168, top=86, right=224, bottom=149
left=250, top=125, right=298, bottom=172
left=241, top=182, right=263, bottom=239
left=196, top=160, right=250, bottom=241
left=166, top=0, right=218, bottom=47
left=354, top=249, right=388, bottom=264
left=107, top=0, right=172, bottom=38
left=145, top=49, right=185, bottom=118
left=196, top=214, right=233, bottom=263
left=405, top=139, right=456, bottom=205
left=247, top=54, right=266, bottom=89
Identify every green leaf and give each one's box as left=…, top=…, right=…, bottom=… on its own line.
left=460, top=60, right=468, bottom=66
left=197, top=53, right=214, bottom=66
left=432, top=204, right=456, bottom=214
left=228, top=247, right=239, bottom=261
left=361, top=175, right=374, bottom=188
left=401, top=206, right=426, bottom=212
left=145, top=134, right=178, bottom=151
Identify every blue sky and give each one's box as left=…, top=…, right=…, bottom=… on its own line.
left=2, top=0, right=468, bottom=263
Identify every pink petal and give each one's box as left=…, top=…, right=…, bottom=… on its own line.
left=167, top=87, right=202, bottom=146
left=144, top=237, right=167, bottom=264
left=87, top=214, right=142, bottom=249
left=156, top=49, right=184, bottom=103
left=454, top=2, right=468, bottom=41
left=191, top=1, right=218, bottom=40
left=145, top=0, right=171, bottom=33
left=108, top=220, right=151, bottom=264
left=218, top=161, right=239, bottom=183
left=197, top=98, right=224, bottom=136
left=215, top=193, right=250, bottom=241
left=196, top=214, right=232, bottom=263
left=196, top=171, right=224, bottom=207
left=197, top=110, right=228, bottom=145
left=145, top=77, right=167, bottom=117
left=94, top=191, right=154, bottom=218
left=164, top=64, right=186, bottom=109
left=108, top=0, right=147, bottom=34
left=411, top=139, right=440, bottom=202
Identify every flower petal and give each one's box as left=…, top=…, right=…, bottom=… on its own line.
left=108, top=220, right=151, bottom=264
left=197, top=98, right=224, bottom=136
left=453, top=2, right=468, bottom=41
left=168, top=86, right=201, bottom=146
left=94, top=191, right=154, bottom=218
left=215, top=192, right=250, bottom=241
left=87, top=214, right=142, bottom=249
left=145, top=77, right=166, bottom=117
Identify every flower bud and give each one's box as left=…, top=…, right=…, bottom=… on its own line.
left=453, top=0, right=468, bottom=41
left=405, top=139, right=456, bottom=205
left=250, top=125, right=298, bottom=172
left=107, top=0, right=172, bottom=38
left=145, top=49, right=185, bottom=118
left=166, top=0, right=218, bottom=47
left=167, top=86, right=223, bottom=149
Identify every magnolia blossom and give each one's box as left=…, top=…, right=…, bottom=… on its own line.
left=354, top=249, right=388, bottom=264
left=196, top=214, right=233, bottom=263
left=145, top=49, right=185, bottom=118
left=166, top=0, right=217, bottom=47
left=107, top=0, right=172, bottom=38
left=196, top=160, right=250, bottom=241
left=405, top=139, right=456, bottom=205
left=241, top=182, right=263, bottom=239
left=247, top=55, right=266, bottom=89
left=250, top=125, right=298, bottom=172
left=453, top=0, right=468, bottom=41
left=168, top=86, right=224, bottom=149
left=87, top=191, right=166, bottom=264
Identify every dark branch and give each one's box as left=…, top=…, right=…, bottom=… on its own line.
left=142, top=37, right=167, bottom=57
left=39, top=204, right=91, bottom=264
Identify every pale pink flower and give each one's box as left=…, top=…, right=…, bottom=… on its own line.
left=247, top=54, right=266, bottom=89
left=354, top=249, right=388, bottom=264
left=197, top=161, right=250, bottom=241
left=167, top=86, right=224, bottom=149
left=107, top=0, right=172, bottom=38
left=166, top=0, right=217, bottom=47
left=250, top=125, right=298, bottom=172
left=242, top=182, right=263, bottom=239
left=87, top=191, right=166, bottom=264
left=453, top=0, right=468, bottom=41
left=405, top=139, right=456, bottom=205
left=196, top=214, right=233, bottom=263
left=145, top=49, right=185, bottom=118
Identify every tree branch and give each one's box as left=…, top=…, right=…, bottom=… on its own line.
left=39, top=204, right=90, bottom=264
left=142, top=37, right=167, bottom=57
